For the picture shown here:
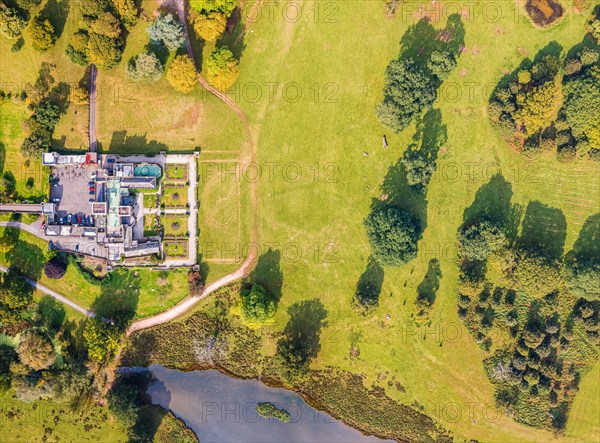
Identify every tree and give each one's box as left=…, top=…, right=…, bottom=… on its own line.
left=376, top=59, right=436, bottom=133
left=0, top=5, right=26, bottom=39
left=89, top=12, right=121, bottom=38
left=427, top=50, right=456, bottom=81
left=147, top=13, right=185, bottom=50
left=83, top=319, right=121, bottom=362
left=126, top=52, right=163, bottom=81
left=458, top=220, right=507, bottom=261
left=514, top=80, right=562, bottom=136
left=15, top=0, right=42, bottom=13
left=205, top=46, right=239, bottom=91
left=565, top=260, right=599, bottom=301
left=166, top=54, right=197, bottom=93
left=364, top=205, right=420, bottom=266
left=193, top=12, right=227, bottom=42
left=21, top=132, right=51, bottom=158
left=562, top=66, right=600, bottom=149
left=190, top=0, right=236, bottom=15
left=28, top=16, right=56, bottom=51
left=16, top=331, right=56, bottom=370
left=66, top=31, right=90, bottom=66
left=0, top=268, right=33, bottom=310
left=240, top=283, right=276, bottom=323
left=111, top=0, right=138, bottom=28
left=43, top=257, right=67, bottom=279
left=87, top=33, right=122, bottom=69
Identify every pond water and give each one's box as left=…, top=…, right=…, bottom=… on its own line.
left=133, top=365, right=393, bottom=443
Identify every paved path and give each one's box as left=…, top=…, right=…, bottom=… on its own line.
left=0, top=265, right=96, bottom=318
left=89, top=64, right=98, bottom=152
left=0, top=220, right=45, bottom=237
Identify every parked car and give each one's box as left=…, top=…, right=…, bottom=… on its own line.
left=52, top=178, right=59, bottom=187
left=75, top=244, right=79, bottom=252
left=90, top=215, right=94, bottom=226
left=107, top=158, right=115, bottom=163
left=89, top=198, right=94, bottom=203
left=52, top=198, right=60, bottom=203
left=67, top=214, right=72, bottom=223
left=77, top=215, right=82, bottom=224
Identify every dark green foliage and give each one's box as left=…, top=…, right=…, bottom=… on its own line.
left=376, top=59, right=436, bottom=133
left=43, top=256, right=67, bottom=279
left=0, top=345, right=17, bottom=392
left=354, top=256, right=384, bottom=310
left=376, top=17, right=464, bottom=133
left=458, top=220, right=507, bottom=261
left=240, top=283, right=276, bottom=323
left=21, top=99, right=61, bottom=158
left=0, top=268, right=33, bottom=311
left=364, top=205, right=420, bottom=267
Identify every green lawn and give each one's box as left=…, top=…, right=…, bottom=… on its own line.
left=164, top=241, right=188, bottom=258
left=192, top=1, right=599, bottom=442
left=0, top=228, right=188, bottom=320
left=165, top=164, right=188, bottom=181
left=163, top=215, right=188, bottom=237
left=162, top=185, right=188, bottom=208
left=144, top=193, right=159, bottom=209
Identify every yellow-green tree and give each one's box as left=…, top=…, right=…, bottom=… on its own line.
left=111, top=0, right=138, bottom=27
left=515, top=80, right=562, bottom=136
left=28, top=16, right=56, bottom=51
left=193, top=12, right=226, bottom=42
left=206, top=46, right=239, bottom=91
left=166, top=54, right=197, bottom=93
left=83, top=319, right=121, bottom=362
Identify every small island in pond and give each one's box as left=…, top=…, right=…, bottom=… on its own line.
left=256, top=402, right=291, bottom=422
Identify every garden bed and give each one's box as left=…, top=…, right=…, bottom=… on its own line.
left=163, top=215, right=188, bottom=237
left=165, top=164, right=188, bottom=181
left=164, top=241, right=188, bottom=258
left=163, top=185, right=188, bottom=208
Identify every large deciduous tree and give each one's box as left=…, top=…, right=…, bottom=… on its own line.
left=205, top=46, right=239, bottom=91
left=166, top=54, right=197, bottom=93
left=364, top=205, right=420, bottom=266
left=16, top=331, right=56, bottom=370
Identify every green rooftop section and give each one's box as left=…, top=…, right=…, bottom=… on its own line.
left=107, top=179, right=121, bottom=228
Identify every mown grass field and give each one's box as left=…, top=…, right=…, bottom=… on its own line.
left=194, top=1, right=600, bottom=441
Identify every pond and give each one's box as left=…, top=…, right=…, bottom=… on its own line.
left=129, top=365, right=393, bottom=443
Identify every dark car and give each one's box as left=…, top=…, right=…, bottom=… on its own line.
left=107, top=158, right=115, bottom=163
left=52, top=178, right=59, bottom=187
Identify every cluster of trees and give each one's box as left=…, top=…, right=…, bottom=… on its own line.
left=488, top=18, right=600, bottom=161
left=0, top=0, right=55, bottom=53
left=456, top=179, right=599, bottom=429
left=240, top=283, right=276, bottom=324
left=66, top=0, right=139, bottom=69
left=376, top=17, right=463, bottom=133
left=0, top=267, right=33, bottom=328
left=205, top=46, right=239, bottom=91
left=21, top=97, right=60, bottom=158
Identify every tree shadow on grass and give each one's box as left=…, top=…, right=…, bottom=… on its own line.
left=354, top=256, right=384, bottom=310
left=401, top=108, right=447, bottom=192
left=249, top=248, right=283, bottom=304
left=5, top=240, right=45, bottom=282
left=518, top=201, right=567, bottom=261
left=108, top=130, right=169, bottom=154
left=37, top=295, right=66, bottom=333
left=398, top=15, right=464, bottom=71
left=376, top=159, right=428, bottom=233
left=277, top=299, right=327, bottom=368
left=91, top=269, right=139, bottom=330
left=566, top=213, right=600, bottom=262
left=0, top=142, right=5, bottom=176
left=462, top=173, right=514, bottom=229
left=40, top=0, right=69, bottom=40
left=416, top=258, right=442, bottom=308
left=216, top=6, right=247, bottom=61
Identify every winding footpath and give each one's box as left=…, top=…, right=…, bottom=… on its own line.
left=0, top=264, right=95, bottom=318
left=125, top=0, right=261, bottom=335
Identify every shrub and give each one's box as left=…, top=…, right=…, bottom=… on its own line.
left=580, top=47, right=599, bottom=66
left=147, top=13, right=185, bottom=50
left=364, top=205, right=420, bottom=267
left=166, top=54, right=197, bottom=93
left=205, top=46, right=239, bottom=91
left=16, top=331, right=56, bottom=370
left=126, top=52, right=163, bottom=81
left=240, top=283, right=276, bottom=323
left=28, top=16, right=56, bottom=51
left=43, top=257, right=67, bottom=279
left=87, top=33, right=122, bottom=69
left=564, top=58, right=582, bottom=76
left=193, top=12, right=227, bottom=42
